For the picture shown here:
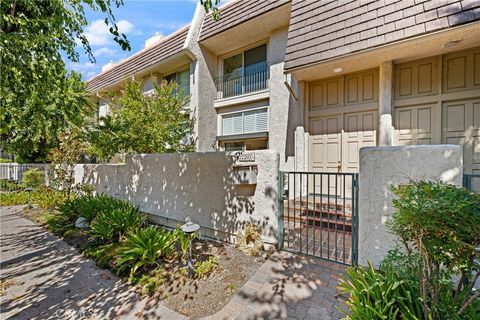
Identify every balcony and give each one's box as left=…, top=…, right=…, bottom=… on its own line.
left=214, top=61, right=269, bottom=100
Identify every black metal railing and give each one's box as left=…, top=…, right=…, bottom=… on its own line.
left=279, top=171, right=359, bottom=265
left=0, top=164, right=47, bottom=192
left=463, top=174, right=480, bottom=193
left=214, top=61, right=269, bottom=99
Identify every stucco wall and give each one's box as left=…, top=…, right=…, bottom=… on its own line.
left=75, top=150, right=280, bottom=245
left=358, top=145, right=463, bottom=267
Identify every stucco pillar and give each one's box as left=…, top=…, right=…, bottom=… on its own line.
left=294, top=126, right=308, bottom=172
left=379, top=61, right=393, bottom=146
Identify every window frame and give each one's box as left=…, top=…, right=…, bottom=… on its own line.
left=220, top=106, right=268, bottom=136
left=220, top=41, right=269, bottom=79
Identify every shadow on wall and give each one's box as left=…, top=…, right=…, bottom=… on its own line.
left=80, top=151, right=280, bottom=245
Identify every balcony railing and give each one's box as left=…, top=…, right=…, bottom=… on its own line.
left=214, top=61, right=269, bottom=99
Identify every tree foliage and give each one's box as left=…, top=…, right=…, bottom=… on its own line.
left=1, top=0, right=130, bottom=162
left=388, top=180, right=480, bottom=319
left=89, top=80, right=194, bottom=161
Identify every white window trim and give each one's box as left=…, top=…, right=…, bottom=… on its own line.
left=220, top=107, right=268, bottom=136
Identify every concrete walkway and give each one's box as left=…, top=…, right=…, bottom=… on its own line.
left=0, top=206, right=346, bottom=320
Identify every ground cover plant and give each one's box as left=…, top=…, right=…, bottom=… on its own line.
left=10, top=194, right=265, bottom=319
left=339, top=180, right=480, bottom=320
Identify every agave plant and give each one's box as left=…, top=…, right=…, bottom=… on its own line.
left=116, top=227, right=179, bottom=276
left=90, top=207, right=146, bottom=242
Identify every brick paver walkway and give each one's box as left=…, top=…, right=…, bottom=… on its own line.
left=0, top=206, right=346, bottom=320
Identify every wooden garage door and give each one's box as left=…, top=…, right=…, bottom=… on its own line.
left=443, top=99, right=480, bottom=175
left=394, top=48, right=480, bottom=178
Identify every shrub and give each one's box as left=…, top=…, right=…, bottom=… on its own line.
left=90, top=207, right=146, bottom=243
left=236, top=224, right=264, bottom=256
left=59, top=194, right=138, bottom=222
left=33, top=187, right=69, bottom=209
left=83, top=243, right=122, bottom=269
left=22, top=168, right=45, bottom=188
left=338, top=261, right=424, bottom=320
left=0, top=187, right=68, bottom=209
left=0, top=179, right=26, bottom=192
left=116, top=227, right=178, bottom=277
left=195, top=256, right=218, bottom=279
left=136, top=268, right=166, bottom=295
left=388, top=180, right=480, bottom=319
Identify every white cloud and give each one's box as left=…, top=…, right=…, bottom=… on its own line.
left=154, top=21, right=188, bottom=31
left=82, top=19, right=137, bottom=47
left=93, top=47, right=116, bottom=58
left=67, top=61, right=98, bottom=79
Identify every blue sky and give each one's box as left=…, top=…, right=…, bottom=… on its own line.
left=66, top=0, right=198, bottom=80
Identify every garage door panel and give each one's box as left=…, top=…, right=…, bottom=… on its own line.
left=417, top=108, right=431, bottom=134
left=395, top=104, right=437, bottom=145
left=445, top=104, right=466, bottom=132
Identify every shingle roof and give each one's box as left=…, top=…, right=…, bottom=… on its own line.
left=199, top=0, right=291, bottom=41
left=87, top=25, right=190, bottom=92
left=284, top=0, right=480, bottom=71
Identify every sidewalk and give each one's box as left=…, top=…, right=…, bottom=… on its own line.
left=0, top=206, right=185, bottom=320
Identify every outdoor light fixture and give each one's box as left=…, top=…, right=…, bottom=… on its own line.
left=181, top=220, right=200, bottom=278
left=443, top=39, right=462, bottom=48
left=25, top=187, right=33, bottom=209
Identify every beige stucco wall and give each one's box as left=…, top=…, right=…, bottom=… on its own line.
left=358, top=145, right=463, bottom=267
left=75, top=150, right=280, bottom=245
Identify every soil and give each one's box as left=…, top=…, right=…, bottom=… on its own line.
left=157, top=240, right=265, bottom=319
left=19, top=207, right=267, bottom=319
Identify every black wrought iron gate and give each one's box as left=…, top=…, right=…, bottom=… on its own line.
left=278, top=171, right=359, bottom=265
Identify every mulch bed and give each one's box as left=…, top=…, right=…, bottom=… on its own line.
left=20, top=207, right=267, bottom=319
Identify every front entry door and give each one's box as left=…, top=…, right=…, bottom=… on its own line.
left=309, top=111, right=378, bottom=196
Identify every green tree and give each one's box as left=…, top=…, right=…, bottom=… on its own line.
left=89, top=80, right=194, bottom=161
left=1, top=0, right=130, bottom=162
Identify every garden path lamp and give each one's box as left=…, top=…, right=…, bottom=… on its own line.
left=25, top=187, right=33, bottom=209
left=181, top=220, right=200, bottom=279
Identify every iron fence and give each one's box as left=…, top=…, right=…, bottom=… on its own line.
left=279, top=171, right=359, bottom=265
left=463, top=174, right=480, bottom=193
left=214, top=61, right=269, bottom=99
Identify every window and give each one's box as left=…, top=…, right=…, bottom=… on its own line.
left=143, top=78, right=155, bottom=93
left=165, top=68, right=190, bottom=95
left=224, top=142, right=244, bottom=151
left=217, top=44, right=268, bottom=98
left=222, top=108, right=268, bottom=136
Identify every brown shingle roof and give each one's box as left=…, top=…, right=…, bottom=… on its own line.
left=87, top=25, right=190, bottom=92
left=199, top=0, right=291, bottom=41
left=284, top=0, right=480, bottom=71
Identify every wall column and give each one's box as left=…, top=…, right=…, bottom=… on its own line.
left=379, top=61, right=393, bottom=146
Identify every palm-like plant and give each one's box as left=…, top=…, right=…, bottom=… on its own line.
left=116, top=227, right=178, bottom=276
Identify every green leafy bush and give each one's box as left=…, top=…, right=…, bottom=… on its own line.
left=195, top=256, right=218, bottom=279
left=90, top=207, right=146, bottom=243
left=0, top=179, right=26, bottom=191
left=22, top=168, right=45, bottom=188
left=0, top=187, right=68, bottom=209
left=116, top=227, right=178, bottom=277
left=83, top=243, right=121, bottom=269
left=388, top=180, right=480, bottom=319
left=59, top=194, right=137, bottom=222
left=338, top=261, right=423, bottom=320
left=136, top=268, right=166, bottom=295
